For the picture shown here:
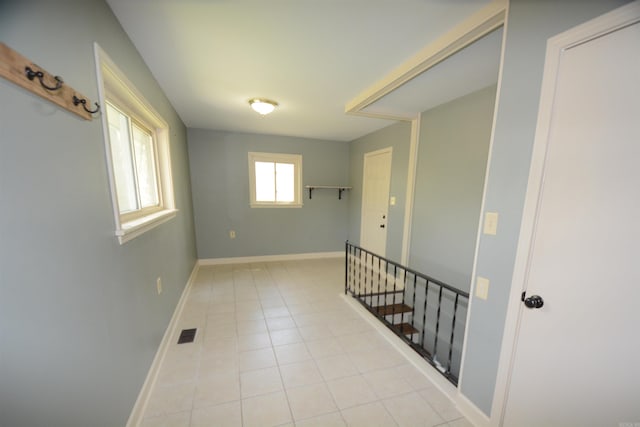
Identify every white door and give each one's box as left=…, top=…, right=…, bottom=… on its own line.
left=360, top=147, right=392, bottom=257
left=501, top=6, right=640, bottom=427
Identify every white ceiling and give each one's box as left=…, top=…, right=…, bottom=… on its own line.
left=106, top=0, right=501, bottom=142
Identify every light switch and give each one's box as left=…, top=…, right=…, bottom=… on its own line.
left=484, top=212, right=499, bottom=235
left=476, top=277, right=489, bottom=300
left=390, top=196, right=396, bottom=206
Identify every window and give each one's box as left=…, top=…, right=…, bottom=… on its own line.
left=96, top=44, right=176, bottom=244
left=105, top=103, right=160, bottom=217
left=248, top=152, right=302, bottom=208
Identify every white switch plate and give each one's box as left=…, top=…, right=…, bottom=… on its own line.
left=156, top=277, right=162, bottom=295
left=484, top=212, right=499, bottom=235
left=476, top=277, right=489, bottom=300
left=390, top=196, right=396, bottom=206
left=229, top=230, right=236, bottom=239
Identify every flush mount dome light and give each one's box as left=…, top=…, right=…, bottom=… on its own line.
left=248, top=98, right=278, bottom=115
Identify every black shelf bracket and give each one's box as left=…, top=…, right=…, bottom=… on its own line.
left=305, top=185, right=352, bottom=200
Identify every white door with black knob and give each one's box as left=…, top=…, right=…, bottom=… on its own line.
left=498, top=4, right=640, bottom=426
left=360, top=147, right=392, bottom=257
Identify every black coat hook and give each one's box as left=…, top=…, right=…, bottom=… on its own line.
left=25, top=66, right=63, bottom=91
left=72, top=95, right=100, bottom=114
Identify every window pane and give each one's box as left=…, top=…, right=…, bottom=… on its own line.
left=132, top=124, right=159, bottom=208
left=106, top=103, right=138, bottom=213
left=255, top=161, right=275, bottom=202
left=275, top=162, right=294, bottom=202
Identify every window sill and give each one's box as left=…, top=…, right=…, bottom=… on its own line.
left=115, top=209, right=178, bottom=244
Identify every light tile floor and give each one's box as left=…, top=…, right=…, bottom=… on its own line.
left=140, top=258, right=474, bottom=427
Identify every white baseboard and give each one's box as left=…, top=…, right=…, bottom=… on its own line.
left=198, top=251, right=343, bottom=266
left=456, top=392, right=491, bottom=427
left=126, top=261, right=200, bottom=427
left=342, top=293, right=486, bottom=426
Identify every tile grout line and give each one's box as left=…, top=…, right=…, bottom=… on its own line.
left=142, top=259, right=468, bottom=426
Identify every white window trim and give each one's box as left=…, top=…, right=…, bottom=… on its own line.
left=248, top=152, right=303, bottom=208
left=95, top=43, right=177, bottom=244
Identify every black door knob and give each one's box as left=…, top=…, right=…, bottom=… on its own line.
left=524, top=295, right=544, bottom=309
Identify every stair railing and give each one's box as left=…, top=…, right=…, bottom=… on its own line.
left=345, top=241, right=470, bottom=386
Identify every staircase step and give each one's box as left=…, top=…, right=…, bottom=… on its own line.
left=355, top=289, right=404, bottom=297
left=392, top=323, right=419, bottom=335
left=374, top=303, right=413, bottom=316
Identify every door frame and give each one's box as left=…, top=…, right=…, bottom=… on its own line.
left=490, top=2, right=640, bottom=425
left=360, top=146, right=393, bottom=257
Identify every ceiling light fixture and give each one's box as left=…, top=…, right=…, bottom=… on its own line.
left=248, top=98, right=278, bottom=115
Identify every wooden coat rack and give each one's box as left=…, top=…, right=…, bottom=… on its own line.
left=0, top=42, right=99, bottom=120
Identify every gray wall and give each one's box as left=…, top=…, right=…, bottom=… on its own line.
left=188, top=129, right=350, bottom=258
left=460, top=0, right=631, bottom=415
left=409, top=85, right=496, bottom=292
left=0, top=1, right=197, bottom=426
left=348, top=121, right=412, bottom=262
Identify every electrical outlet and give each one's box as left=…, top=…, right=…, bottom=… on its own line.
left=475, top=276, right=489, bottom=300
left=484, top=212, right=499, bottom=235
left=229, top=230, right=236, bottom=239
left=156, top=277, right=162, bottom=294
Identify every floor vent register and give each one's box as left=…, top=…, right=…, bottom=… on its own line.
left=177, top=328, right=197, bottom=344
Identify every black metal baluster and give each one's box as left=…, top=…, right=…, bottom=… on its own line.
left=420, top=277, right=427, bottom=347
left=363, top=250, right=367, bottom=299
left=383, top=260, right=388, bottom=318
left=351, top=244, right=356, bottom=296
left=391, top=264, right=397, bottom=327
left=447, top=292, right=460, bottom=376
left=352, top=245, right=356, bottom=295
left=412, top=274, right=418, bottom=320
left=433, top=286, right=444, bottom=366
left=357, top=247, right=362, bottom=298
left=376, top=255, right=381, bottom=310
left=364, top=249, right=368, bottom=300
left=344, top=246, right=353, bottom=295
left=403, top=268, right=409, bottom=332
left=344, top=241, right=349, bottom=295
left=369, top=251, right=374, bottom=306
left=365, top=252, right=373, bottom=304
left=363, top=250, right=367, bottom=302
left=360, top=249, right=364, bottom=300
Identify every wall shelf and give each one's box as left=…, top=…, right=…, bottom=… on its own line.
left=305, top=185, right=352, bottom=200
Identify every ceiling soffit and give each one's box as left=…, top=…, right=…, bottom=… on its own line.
left=346, top=1, right=506, bottom=121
